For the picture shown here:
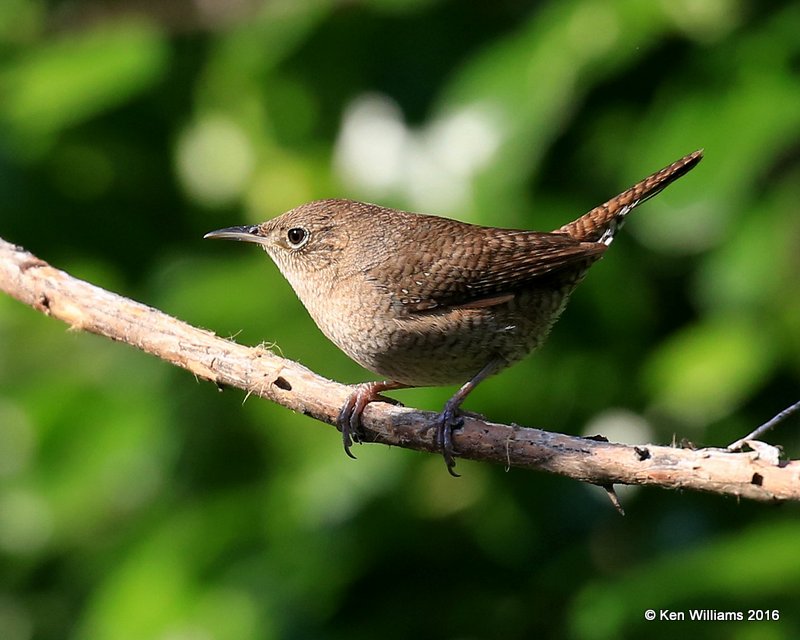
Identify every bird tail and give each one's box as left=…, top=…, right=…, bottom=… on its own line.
left=558, top=149, right=703, bottom=245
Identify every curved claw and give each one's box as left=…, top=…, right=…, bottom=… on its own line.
left=337, top=392, right=362, bottom=459
left=435, top=407, right=463, bottom=477
left=432, top=358, right=505, bottom=476
left=337, top=381, right=409, bottom=460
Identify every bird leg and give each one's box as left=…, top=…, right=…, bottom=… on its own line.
left=338, top=380, right=410, bottom=458
left=436, top=358, right=505, bottom=477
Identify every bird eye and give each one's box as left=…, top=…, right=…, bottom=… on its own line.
left=286, top=227, right=308, bottom=248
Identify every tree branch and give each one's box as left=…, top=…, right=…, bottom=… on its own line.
left=1, top=237, right=798, bottom=502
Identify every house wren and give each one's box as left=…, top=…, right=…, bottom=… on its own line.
left=206, top=150, right=703, bottom=474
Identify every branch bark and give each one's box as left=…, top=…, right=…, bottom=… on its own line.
left=1, top=237, right=798, bottom=502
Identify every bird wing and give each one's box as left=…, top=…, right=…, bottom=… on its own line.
left=366, top=221, right=607, bottom=314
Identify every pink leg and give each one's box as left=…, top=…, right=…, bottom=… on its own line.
left=338, top=380, right=410, bottom=459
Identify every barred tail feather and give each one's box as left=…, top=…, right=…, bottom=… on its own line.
left=558, top=149, right=704, bottom=244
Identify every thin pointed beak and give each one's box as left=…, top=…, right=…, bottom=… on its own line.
left=203, top=225, right=268, bottom=245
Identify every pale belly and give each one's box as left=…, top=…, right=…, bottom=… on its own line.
left=314, top=286, right=573, bottom=387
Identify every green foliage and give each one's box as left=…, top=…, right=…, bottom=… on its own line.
left=1, top=1, right=799, bottom=638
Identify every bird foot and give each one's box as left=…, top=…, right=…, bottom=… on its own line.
left=337, top=381, right=406, bottom=459
left=337, top=392, right=361, bottom=459
left=434, top=404, right=464, bottom=477
left=338, top=380, right=465, bottom=476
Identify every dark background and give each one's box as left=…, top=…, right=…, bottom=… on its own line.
left=1, top=1, right=799, bottom=638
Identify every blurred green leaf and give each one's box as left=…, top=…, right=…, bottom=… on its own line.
left=0, top=21, right=168, bottom=149
left=645, top=316, right=775, bottom=424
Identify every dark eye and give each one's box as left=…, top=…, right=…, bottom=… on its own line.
left=286, top=227, right=308, bottom=248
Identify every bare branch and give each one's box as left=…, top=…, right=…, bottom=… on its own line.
left=1, top=237, right=798, bottom=503
left=728, top=401, right=800, bottom=452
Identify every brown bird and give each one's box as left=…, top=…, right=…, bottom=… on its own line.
left=206, top=149, right=703, bottom=474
